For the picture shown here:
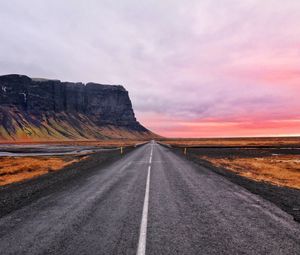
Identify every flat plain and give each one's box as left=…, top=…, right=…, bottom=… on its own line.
left=0, top=139, right=145, bottom=186
left=159, top=137, right=300, bottom=189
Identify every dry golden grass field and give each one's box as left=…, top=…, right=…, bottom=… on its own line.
left=160, top=137, right=300, bottom=190
left=0, top=139, right=146, bottom=147
left=159, top=137, right=300, bottom=147
left=0, top=139, right=145, bottom=186
left=201, top=155, right=300, bottom=189
left=0, top=156, right=81, bottom=186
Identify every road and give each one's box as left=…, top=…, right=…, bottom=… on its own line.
left=0, top=141, right=299, bottom=254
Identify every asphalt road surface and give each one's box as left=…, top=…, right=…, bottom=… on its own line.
left=0, top=141, right=299, bottom=254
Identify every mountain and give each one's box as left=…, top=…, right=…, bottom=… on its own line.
left=0, top=74, right=156, bottom=141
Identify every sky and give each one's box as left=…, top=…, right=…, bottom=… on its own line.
left=0, top=0, right=299, bottom=137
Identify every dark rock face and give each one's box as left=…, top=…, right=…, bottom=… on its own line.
left=0, top=74, right=148, bottom=134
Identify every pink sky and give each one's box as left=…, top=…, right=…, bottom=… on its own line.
left=0, top=0, right=300, bottom=137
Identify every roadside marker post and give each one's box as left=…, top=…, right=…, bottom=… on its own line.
left=184, top=147, right=187, bottom=155
left=121, top=147, right=123, bottom=155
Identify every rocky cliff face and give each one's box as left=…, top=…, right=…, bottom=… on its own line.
left=0, top=74, right=153, bottom=141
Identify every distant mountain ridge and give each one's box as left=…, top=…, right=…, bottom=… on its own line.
left=0, top=74, right=156, bottom=141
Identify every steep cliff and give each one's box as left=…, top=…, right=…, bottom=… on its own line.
left=0, top=74, right=154, bottom=141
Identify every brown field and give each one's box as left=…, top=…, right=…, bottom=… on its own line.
left=0, top=139, right=147, bottom=147
left=0, top=156, right=82, bottom=186
left=201, top=155, right=300, bottom=189
left=161, top=137, right=300, bottom=189
left=159, top=137, right=300, bottom=147
left=0, top=139, right=146, bottom=186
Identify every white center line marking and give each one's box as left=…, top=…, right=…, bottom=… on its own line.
left=149, top=152, right=152, bottom=164
left=137, top=144, right=153, bottom=255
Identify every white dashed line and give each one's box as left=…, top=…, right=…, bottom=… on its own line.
left=136, top=143, right=153, bottom=255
